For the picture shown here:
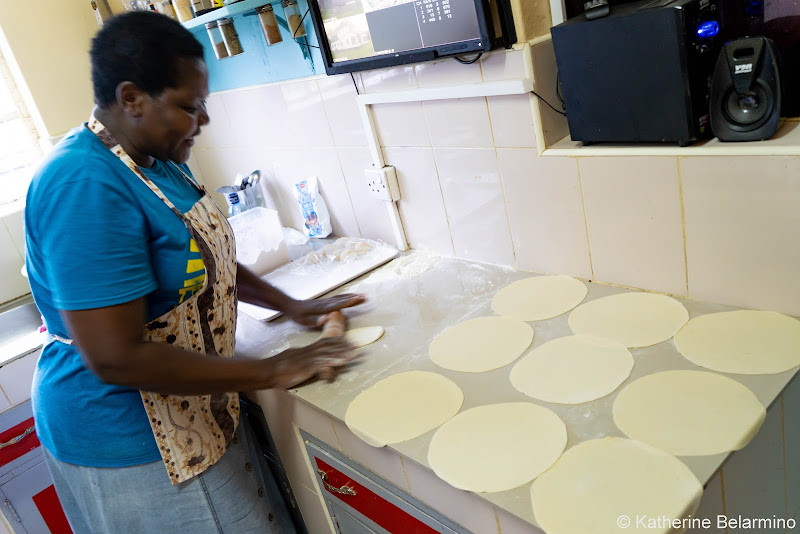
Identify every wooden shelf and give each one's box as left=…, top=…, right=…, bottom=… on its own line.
left=542, top=119, right=800, bottom=157
left=181, top=0, right=274, bottom=29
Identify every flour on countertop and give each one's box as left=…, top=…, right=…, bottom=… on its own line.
left=361, top=250, right=441, bottom=284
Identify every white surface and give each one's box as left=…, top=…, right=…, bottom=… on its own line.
left=428, top=402, right=566, bottom=493
left=429, top=316, right=533, bottom=373
left=491, top=275, right=587, bottom=321
left=344, top=371, right=463, bottom=447
left=613, top=371, right=766, bottom=456
left=357, top=80, right=533, bottom=105
left=531, top=438, right=703, bottom=534
left=510, top=335, right=633, bottom=404
left=675, top=310, right=800, bottom=375
left=568, top=292, right=689, bottom=348
left=238, top=240, right=397, bottom=321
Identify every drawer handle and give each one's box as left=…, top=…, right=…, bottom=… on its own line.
left=0, top=426, right=35, bottom=450
left=317, top=469, right=357, bottom=496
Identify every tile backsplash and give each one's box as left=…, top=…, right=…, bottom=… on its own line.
left=172, top=43, right=800, bottom=317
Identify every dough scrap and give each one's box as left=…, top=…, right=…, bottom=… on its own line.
left=613, top=370, right=766, bottom=456
left=531, top=437, right=702, bottom=534
left=345, top=326, right=385, bottom=348
left=675, top=310, right=800, bottom=375
left=510, top=335, right=633, bottom=404
left=568, top=292, right=689, bottom=348
left=492, top=275, right=588, bottom=321
left=428, top=403, right=566, bottom=493
left=345, top=371, right=463, bottom=447
left=430, top=317, right=533, bottom=372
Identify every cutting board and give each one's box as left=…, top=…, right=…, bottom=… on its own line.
left=238, top=240, right=398, bottom=321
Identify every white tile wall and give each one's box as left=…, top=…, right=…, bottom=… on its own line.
left=402, top=457, right=500, bottom=533
left=497, top=150, right=592, bottom=279
left=680, top=156, right=800, bottom=316
left=579, top=157, right=687, bottom=296
left=783, top=376, right=800, bottom=518
left=371, top=102, right=431, bottom=147
left=301, top=147, right=361, bottom=238
left=194, top=93, right=233, bottom=150
left=434, top=148, right=516, bottom=266
left=487, top=95, right=536, bottom=148
left=480, top=49, right=526, bottom=82
left=3, top=209, right=24, bottom=256
left=530, top=40, right=569, bottom=148
left=0, top=350, right=38, bottom=406
left=722, top=402, right=786, bottom=521
left=0, top=213, right=29, bottom=303
left=360, top=66, right=418, bottom=93
left=336, top=147, right=396, bottom=243
left=382, top=147, right=454, bottom=255
left=317, top=75, right=368, bottom=147
left=218, top=85, right=290, bottom=148
left=415, top=58, right=482, bottom=87
left=423, top=98, right=494, bottom=148
left=280, top=80, right=334, bottom=147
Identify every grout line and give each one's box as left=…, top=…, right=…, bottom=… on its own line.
left=676, top=157, right=690, bottom=297
left=575, top=158, right=595, bottom=280
left=494, top=508, right=503, bottom=534
left=398, top=455, right=412, bottom=492
left=330, top=420, right=343, bottom=451
left=331, top=148, right=365, bottom=238
left=493, top=147, right=518, bottom=267
left=427, top=142, right=457, bottom=257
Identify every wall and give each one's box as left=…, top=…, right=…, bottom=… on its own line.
left=189, top=42, right=800, bottom=318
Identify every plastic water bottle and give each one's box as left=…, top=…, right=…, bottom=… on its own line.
left=228, top=192, right=246, bottom=217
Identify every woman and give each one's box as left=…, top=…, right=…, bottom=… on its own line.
left=24, top=11, right=362, bottom=533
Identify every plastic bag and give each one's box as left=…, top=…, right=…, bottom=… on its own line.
left=293, top=176, right=332, bottom=238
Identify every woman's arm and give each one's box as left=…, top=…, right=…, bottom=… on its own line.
left=236, top=263, right=366, bottom=326
left=61, top=297, right=357, bottom=395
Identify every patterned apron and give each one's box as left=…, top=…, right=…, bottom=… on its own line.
left=74, top=117, right=240, bottom=484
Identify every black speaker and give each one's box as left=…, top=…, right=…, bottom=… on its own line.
left=710, top=36, right=781, bottom=142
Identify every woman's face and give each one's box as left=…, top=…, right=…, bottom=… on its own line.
left=140, top=57, right=210, bottom=164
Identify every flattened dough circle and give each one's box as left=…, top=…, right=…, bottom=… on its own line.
left=428, top=403, right=566, bottom=493
left=345, top=326, right=385, bottom=348
left=531, top=438, right=702, bottom=534
left=568, top=292, right=689, bottom=348
left=345, top=371, right=463, bottom=447
left=491, top=275, right=588, bottom=321
left=510, top=335, right=633, bottom=404
left=613, top=370, right=766, bottom=456
left=430, top=317, right=533, bottom=372
left=675, top=310, right=800, bottom=375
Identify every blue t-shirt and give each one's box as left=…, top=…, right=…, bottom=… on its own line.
left=25, top=125, right=206, bottom=467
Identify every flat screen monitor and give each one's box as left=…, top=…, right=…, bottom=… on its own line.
left=308, top=0, right=493, bottom=74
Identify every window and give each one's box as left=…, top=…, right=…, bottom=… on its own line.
left=0, top=49, right=41, bottom=208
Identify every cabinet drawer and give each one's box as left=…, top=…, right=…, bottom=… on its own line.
left=0, top=401, right=40, bottom=478
left=302, top=431, right=465, bottom=534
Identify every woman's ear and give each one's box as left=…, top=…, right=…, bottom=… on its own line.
left=116, top=81, right=146, bottom=118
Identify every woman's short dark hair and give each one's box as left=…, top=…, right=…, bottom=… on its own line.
left=90, top=11, right=205, bottom=107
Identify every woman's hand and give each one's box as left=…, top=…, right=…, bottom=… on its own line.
left=263, top=336, right=358, bottom=388
left=284, top=293, right=367, bottom=327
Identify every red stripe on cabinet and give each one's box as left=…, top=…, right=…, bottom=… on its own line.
left=32, top=485, right=73, bottom=534
left=0, top=417, right=39, bottom=468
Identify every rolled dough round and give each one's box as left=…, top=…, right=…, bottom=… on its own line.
left=531, top=437, right=702, bottom=534
left=345, top=326, right=385, bottom=348
left=430, top=317, right=533, bottom=372
left=345, top=371, right=463, bottom=447
left=510, top=335, right=633, bottom=404
left=568, top=292, right=689, bottom=348
left=613, top=370, right=766, bottom=456
left=428, top=403, right=566, bottom=493
left=491, top=275, right=588, bottom=321
left=674, top=310, right=800, bottom=375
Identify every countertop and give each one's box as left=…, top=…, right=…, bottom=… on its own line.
left=237, top=253, right=799, bottom=527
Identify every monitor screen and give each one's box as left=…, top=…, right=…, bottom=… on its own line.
left=310, top=0, right=491, bottom=74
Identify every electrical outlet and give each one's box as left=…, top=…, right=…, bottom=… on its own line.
left=365, top=166, right=400, bottom=202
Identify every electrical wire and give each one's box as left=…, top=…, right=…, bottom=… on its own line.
left=350, top=72, right=360, bottom=95
left=531, top=90, right=567, bottom=116
left=453, top=52, right=482, bottom=64
left=293, top=7, right=310, bottom=37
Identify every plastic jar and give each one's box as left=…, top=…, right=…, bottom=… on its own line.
left=281, top=0, right=306, bottom=38
left=219, top=18, right=244, bottom=56
left=206, top=21, right=229, bottom=59
left=256, top=5, right=283, bottom=45
left=173, top=0, right=194, bottom=21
